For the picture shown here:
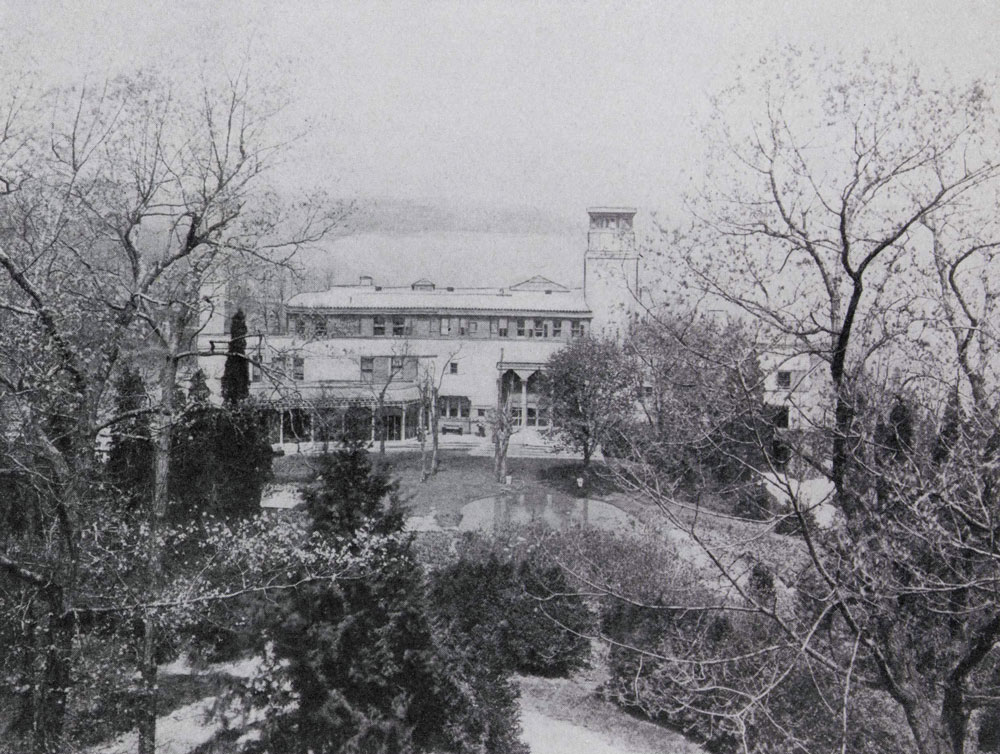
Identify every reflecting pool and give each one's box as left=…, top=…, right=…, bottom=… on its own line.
left=458, top=494, right=638, bottom=533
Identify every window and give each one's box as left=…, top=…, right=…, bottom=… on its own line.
left=498, top=317, right=508, bottom=337
left=391, top=356, right=404, bottom=373
left=440, top=317, right=451, bottom=336
left=460, top=402, right=470, bottom=418
left=477, top=408, right=486, bottom=417
left=315, top=317, right=327, bottom=338
left=449, top=401, right=459, bottom=418
left=272, top=356, right=286, bottom=376
left=251, top=361, right=261, bottom=382
left=392, top=316, right=406, bottom=337
left=552, top=320, right=562, bottom=338
left=533, top=319, right=546, bottom=338
left=292, top=357, right=305, bottom=381
left=360, top=357, right=374, bottom=381
left=571, top=321, right=584, bottom=338
left=776, top=371, right=792, bottom=389
left=373, top=315, right=385, bottom=336
left=449, top=362, right=458, bottom=374
left=516, top=319, right=526, bottom=337
left=468, top=321, right=478, bottom=334
left=292, top=315, right=304, bottom=336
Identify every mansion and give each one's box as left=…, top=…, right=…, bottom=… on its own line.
left=197, top=207, right=644, bottom=446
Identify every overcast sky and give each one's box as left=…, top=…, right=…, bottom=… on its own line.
left=4, top=1, right=1000, bottom=284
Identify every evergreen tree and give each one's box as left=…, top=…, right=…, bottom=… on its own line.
left=106, top=367, right=155, bottom=511
left=169, top=369, right=271, bottom=520
left=304, top=438, right=405, bottom=541
left=264, top=441, right=526, bottom=754
left=187, top=368, right=211, bottom=405
left=220, top=309, right=250, bottom=405
left=168, top=370, right=219, bottom=520
left=212, top=403, right=273, bottom=518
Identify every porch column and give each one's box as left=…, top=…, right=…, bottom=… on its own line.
left=278, top=409, right=284, bottom=444
left=401, top=405, right=407, bottom=440
left=521, top=379, right=527, bottom=427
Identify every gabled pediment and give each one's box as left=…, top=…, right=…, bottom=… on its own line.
left=508, top=276, right=568, bottom=292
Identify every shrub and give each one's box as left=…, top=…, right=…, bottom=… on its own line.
left=429, top=551, right=592, bottom=677
left=593, top=535, right=910, bottom=754
left=733, top=481, right=773, bottom=520
left=774, top=502, right=818, bottom=535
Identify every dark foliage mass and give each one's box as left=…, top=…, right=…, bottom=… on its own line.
left=303, top=438, right=406, bottom=541
left=106, top=366, right=155, bottom=511
left=106, top=367, right=272, bottom=521
left=429, top=552, right=593, bottom=677
left=168, top=370, right=272, bottom=521
left=220, top=310, right=250, bottom=405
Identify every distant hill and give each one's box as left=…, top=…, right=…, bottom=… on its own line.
left=344, top=198, right=579, bottom=236
left=296, top=230, right=585, bottom=290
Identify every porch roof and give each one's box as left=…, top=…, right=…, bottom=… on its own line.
left=251, top=383, right=422, bottom=410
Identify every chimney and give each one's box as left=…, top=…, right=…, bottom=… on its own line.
left=359, top=275, right=374, bottom=286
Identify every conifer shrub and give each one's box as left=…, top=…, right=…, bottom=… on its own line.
left=429, top=552, right=593, bottom=677
left=251, top=441, right=528, bottom=754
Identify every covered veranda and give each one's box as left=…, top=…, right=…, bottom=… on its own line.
left=258, top=383, right=425, bottom=446
left=498, top=362, right=551, bottom=429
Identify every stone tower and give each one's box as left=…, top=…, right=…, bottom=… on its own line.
left=583, top=207, right=639, bottom=340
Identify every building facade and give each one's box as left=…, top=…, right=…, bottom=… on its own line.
left=197, top=207, right=641, bottom=447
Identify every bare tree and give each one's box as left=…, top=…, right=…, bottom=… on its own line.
left=0, top=67, right=347, bottom=753
left=673, top=48, right=999, bottom=497
left=489, top=372, right=516, bottom=483
left=416, top=345, right=462, bottom=479
left=590, top=50, right=1000, bottom=754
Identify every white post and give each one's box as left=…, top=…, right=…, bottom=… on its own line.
left=401, top=405, right=407, bottom=440
left=521, top=378, right=527, bottom=427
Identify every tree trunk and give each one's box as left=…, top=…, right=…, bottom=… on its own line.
left=419, top=423, right=429, bottom=482
left=903, top=700, right=958, bottom=754
left=378, top=403, right=386, bottom=456
left=430, top=387, right=440, bottom=474
left=493, top=432, right=508, bottom=483
left=138, top=352, right=177, bottom=754
left=25, top=588, right=72, bottom=754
